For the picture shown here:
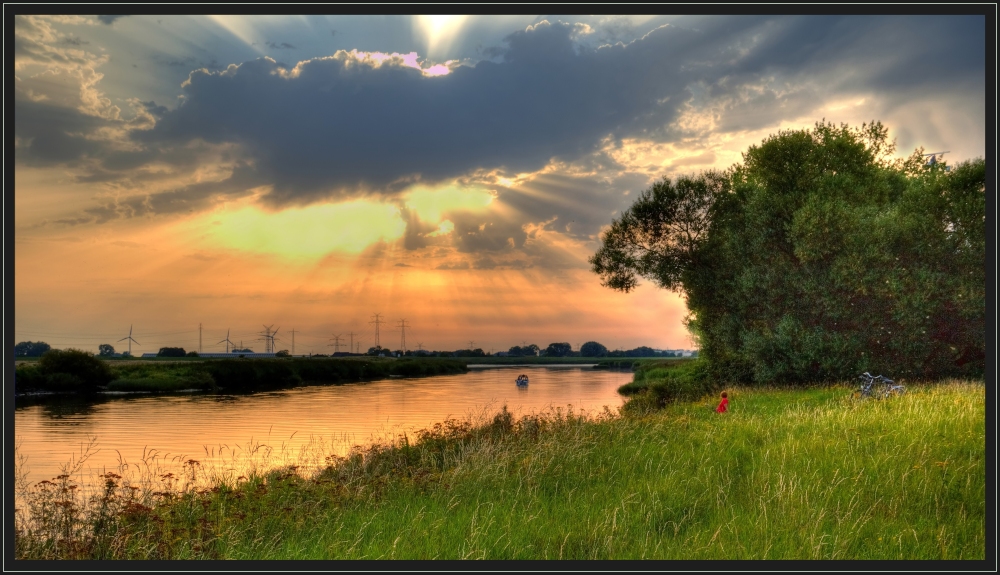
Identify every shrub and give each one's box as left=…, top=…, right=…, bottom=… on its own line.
left=36, top=349, right=116, bottom=392
left=157, top=347, right=187, bottom=357
left=14, top=364, right=45, bottom=393
left=618, top=359, right=715, bottom=408
left=203, top=359, right=301, bottom=390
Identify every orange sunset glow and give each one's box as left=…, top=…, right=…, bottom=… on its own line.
left=14, top=14, right=984, bottom=355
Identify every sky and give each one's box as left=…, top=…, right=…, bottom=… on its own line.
left=13, top=13, right=988, bottom=356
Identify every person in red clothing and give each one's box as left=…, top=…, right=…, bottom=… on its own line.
left=716, top=391, right=729, bottom=413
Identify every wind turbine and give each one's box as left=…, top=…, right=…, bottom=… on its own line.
left=270, top=327, right=280, bottom=353
left=117, top=325, right=140, bottom=356
left=217, top=329, right=235, bottom=353
left=260, top=325, right=280, bottom=353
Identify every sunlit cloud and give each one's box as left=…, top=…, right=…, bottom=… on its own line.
left=183, top=199, right=405, bottom=258
left=403, top=183, right=494, bottom=223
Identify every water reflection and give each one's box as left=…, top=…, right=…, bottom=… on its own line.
left=15, top=366, right=631, bottom=489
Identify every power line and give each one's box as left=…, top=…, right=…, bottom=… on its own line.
left=369, top=313, right=384, bottom=350
left=397, top=319, right=409, bottom=354
left=329, top=334, right=342, bottom=354
left=347, top=332, right=357, bottom=356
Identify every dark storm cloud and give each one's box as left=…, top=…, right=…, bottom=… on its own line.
left=137, top=21, right=712, bottom=206
left=265, top=41, right=296, bottom=50
left=16, top=16, right=986, bottom=220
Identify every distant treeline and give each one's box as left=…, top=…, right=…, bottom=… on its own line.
left=13, top=349, right=467, bottom=395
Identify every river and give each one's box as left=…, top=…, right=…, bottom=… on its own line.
left=14, top=365, right=632, bottom=491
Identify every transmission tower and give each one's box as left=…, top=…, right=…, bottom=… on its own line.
left=347, top=332, right=357, bottom=355
left=397, top=319, right=409, bottom=354
left=329, top=334, right=343, bottom=354
left=260, top=325, right=279, bottom=353
left=468, top=340, right=476, bottom=351
left=199, top=323, right=203, bottom=354
left=291, top=328, right=296, bottom=355
left=369, top=313, right=384, bottom=350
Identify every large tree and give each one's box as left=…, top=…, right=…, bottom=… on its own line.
left=580, top=341, right=608, bottom=357
left=592, top=121, right=985, bottom=383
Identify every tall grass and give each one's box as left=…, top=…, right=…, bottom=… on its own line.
left=14, top=380, right=984, bottom=559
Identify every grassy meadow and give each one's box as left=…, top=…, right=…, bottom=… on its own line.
left=14, top=379, right=984, bottom=560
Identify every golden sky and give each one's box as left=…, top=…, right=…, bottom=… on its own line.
left=14, top=15, right=985, bottom=354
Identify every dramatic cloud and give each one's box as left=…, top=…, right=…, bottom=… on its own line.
left=13, top=14, right=988, bottom=353
left=16, top=15, right=985, bottom=223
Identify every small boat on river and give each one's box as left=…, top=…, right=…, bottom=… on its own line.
left=515, top=374, right=529, bottom=386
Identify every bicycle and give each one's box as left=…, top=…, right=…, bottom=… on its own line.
left=854, top=372, right=905, bottom=399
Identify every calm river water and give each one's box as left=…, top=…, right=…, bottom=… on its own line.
left=15, top=366, right=631, bottom=490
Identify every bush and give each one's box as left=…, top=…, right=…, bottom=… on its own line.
left=618, top=359, right=715, bottom=409
left=44, top=372, right=85, bottom=391
left=36, top=349, right=116, bottom=392
left=157, top=347, right=187, bottom=357
left=14, top=364, right=45, bottom=393
left=186, top=351, right=199, bottom=357
left=203, top=359, right=302, bottom=390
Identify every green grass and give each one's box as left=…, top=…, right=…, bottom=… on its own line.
left=14, top=380, right=984, bottom=560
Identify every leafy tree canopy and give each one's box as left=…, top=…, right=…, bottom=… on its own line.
left=157, top=347, right=187, bottom=357
left=580, top=341, right=608, bottom=357
left=544, top=342, right=572, bottom=357
left=592, top=120, right=985, bottom=383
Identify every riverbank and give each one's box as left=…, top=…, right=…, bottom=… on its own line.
left=14, top=379, right=984, bottom=560
left=13, top=356, right=468, bottom=396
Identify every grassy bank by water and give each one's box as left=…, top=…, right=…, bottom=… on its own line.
left=14, top=380, right=984, bottom=560
left=13, top=356, right=467, bottom=395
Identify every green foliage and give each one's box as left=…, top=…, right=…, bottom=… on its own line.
left=618, top=359, right=715, bottom=410
left=14, top=341, right=52, bottom=357
left=593, top=120, right=985, bottom=383
left=107, top=368, right=217, bottom=392
left=98, top=344, right=116, bottom=357
left=203, top=360, right=302, bottom=390
left=186, top=351, right=199, bottom=357
left=275, top=350, right=290, bottom=357
left=201, top=358, right=466, bottom=392
left=506, top=344, right=539, bottom=357
left=157, top=347, right=187, bottom=357
left=34, top=349, right=116, bottom=392
left=544, top=342, right=572, bottom=357
left=14, top=364, right=46, bottom=393
left=579, top=341, right=608, bottom=357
